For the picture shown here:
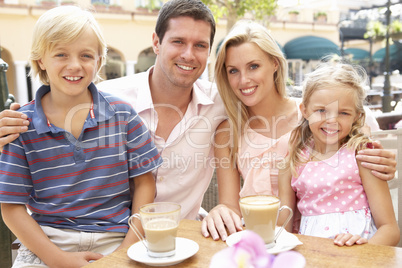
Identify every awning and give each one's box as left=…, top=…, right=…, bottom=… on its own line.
left=284, top=36, right=340, bottom=60
left=373, top=44, right=400, bottom=61
left=276, top=41, right=285, bottom=54
left=344, top=48, right=370, bottom=60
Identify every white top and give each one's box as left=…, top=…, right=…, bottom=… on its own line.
left=97, top=67, right=226, bottom=219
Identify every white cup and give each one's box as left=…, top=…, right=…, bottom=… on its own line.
left=129, top=202, right=181, bottom=257
left=240, top=195, right=293, bottom=249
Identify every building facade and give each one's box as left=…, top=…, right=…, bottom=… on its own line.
left=0, top=0, right=389, bottom=105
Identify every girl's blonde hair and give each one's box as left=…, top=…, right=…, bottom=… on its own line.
left=29, top=5, right=107, bottom=85
left=288, top=62, right=370, bottom=176
left=214, top=20, right=288, bottom=165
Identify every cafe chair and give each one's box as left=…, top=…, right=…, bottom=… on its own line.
left=201, top=171, right=244, bottom=215
left=371, top=128, right=402, bottom=247
left=201, top=171, right=219, bottom=213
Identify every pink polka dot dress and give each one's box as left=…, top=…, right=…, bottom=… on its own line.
left=291, top=146, right=377, bottom=239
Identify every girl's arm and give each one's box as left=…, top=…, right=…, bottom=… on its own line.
left=356, top=141, right=396, bottom=181
left=117, top=171, right=156, bottom=250
left=201, top=120, right=243, bottom=241
left=1, top=203, right=102, bottom=267
left=277, top=164, right=296, bottom=232
left=360, top=159, right=399, bottom=245
left=335, top=159, right=399, bottom=246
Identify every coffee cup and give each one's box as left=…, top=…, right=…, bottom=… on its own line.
left=128, top=202, right=181, bottom=257
left=239, top=195, right=293, bottom=249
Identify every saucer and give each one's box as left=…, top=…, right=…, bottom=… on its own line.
left=226, top=228, right=303, bottom=255
left=127, top=237, right=199, bottom=266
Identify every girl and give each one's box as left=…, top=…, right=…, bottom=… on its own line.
left=279, top=63, right=399, bottom=246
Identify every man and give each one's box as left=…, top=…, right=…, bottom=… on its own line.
left=0, top=0, right=396, bottom=221
left=94, top=0, right=225, bottom=220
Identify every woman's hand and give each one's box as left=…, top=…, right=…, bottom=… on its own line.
left=334, top=233, right=368, bottom=246
left=201, top=204, right=243, bottom=242
left=356, top=140, right=396, bottom=181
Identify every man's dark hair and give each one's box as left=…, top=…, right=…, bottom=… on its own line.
left=155, top=0, right=216, bottom=48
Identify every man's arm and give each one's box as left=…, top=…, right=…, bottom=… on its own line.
left=0, top=103, right=29, bottom=152
left=357, top=106, right=397, bottom=181
left=356, top=140, right=396, bottom=181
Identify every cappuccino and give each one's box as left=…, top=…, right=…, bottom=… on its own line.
left=128, top=202, right=181, bottom=257
left=144, top=219, right=178, bottom=253
left=240, top=195, right=280, bottom=245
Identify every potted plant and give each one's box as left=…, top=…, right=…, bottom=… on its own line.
left=288, top=10, right=299, bottom=21
left=135, top=0, right=161, bottom=13
left=92, top=1, right=108, bottom=11
left=364, top=20, right=386, bottom=41
left=391, top=20, right=402, bottom=40
left=41, top=0, right=56, bottom=7
left=109, top=4, right=122, bottom=11
left=315, top=11, right=327, bottom=22
left=61, top=0, right=75, bottom=5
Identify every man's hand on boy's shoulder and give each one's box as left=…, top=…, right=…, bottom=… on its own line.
left=0, top=103, right=29, bottom=152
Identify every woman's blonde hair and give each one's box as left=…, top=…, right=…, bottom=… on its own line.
left=29, top=5, right=107, bottom=85
left=214, top=20, right=288, bottom=165
left=288, top=62, right=370, bottom=176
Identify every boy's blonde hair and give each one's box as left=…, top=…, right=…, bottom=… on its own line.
left=288, top=62, right=370, bottom=176
left=214, top=20, right=288, bottom=165
left=29, top=6, right=107, bottom=85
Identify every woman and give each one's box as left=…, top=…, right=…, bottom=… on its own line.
left=201, top=20, right=396, bottom=241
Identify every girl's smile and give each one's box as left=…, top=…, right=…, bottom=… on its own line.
left=301, top=86, right=359, bottom=153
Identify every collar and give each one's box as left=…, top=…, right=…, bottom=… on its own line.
left=191, top=79, right=215, bottom=110
left=135, top=66, right=215, bottom=114
left=135, top=67, right=155, bottom=114
left=33, top=82, right=110, bottom=134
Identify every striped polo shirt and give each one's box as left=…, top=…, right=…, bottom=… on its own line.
left=0, top=83, right=162, bottom=233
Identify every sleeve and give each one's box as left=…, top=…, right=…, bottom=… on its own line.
left=126, top=109, right=163, bottom=178
left=0, top=139, right=33, bottom=204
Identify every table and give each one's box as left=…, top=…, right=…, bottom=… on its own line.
left=85, top=219, right=402, bottom=267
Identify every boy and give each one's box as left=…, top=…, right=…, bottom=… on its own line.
left=0, top=6, right=162, bottom=267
